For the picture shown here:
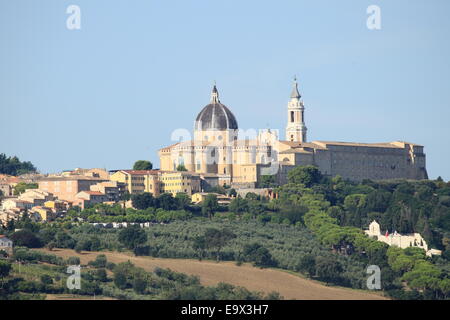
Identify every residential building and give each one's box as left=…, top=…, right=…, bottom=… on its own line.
left=0, top=183, right=13, bottom=197
left=90, top=181, right=126, bottom=202
left=44, top=200, right=69, bottom=212
left=18, top=189, right=55, bottom=207
left=29, top=206, right=55, bottom=222
left=62, top=168, right=110, bottom=180
left=159, top=171, right=201, bottom=196
left=1, top=198, right=33, bottom=211
left=110, top=170, right=160, bottom=195
left=191, top=192, right=232, bottom=205
left=38, top=176, right=107, bottom=202
left=0, top=235, right=13, bottom=254
left=74, top=191, right=108, bottom=209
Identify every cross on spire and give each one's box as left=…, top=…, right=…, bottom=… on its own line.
left=211, top=82, right=220, bottom=103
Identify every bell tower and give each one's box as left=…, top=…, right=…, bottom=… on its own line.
left=285, top=77, right=307, bottom=143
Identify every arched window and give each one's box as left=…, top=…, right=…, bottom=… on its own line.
left=290, top=111, right=294, bottom=122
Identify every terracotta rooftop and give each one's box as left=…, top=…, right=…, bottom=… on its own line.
left=120, top=170, right=160, bottom=175
left=38, top=176, right=106, bottom=181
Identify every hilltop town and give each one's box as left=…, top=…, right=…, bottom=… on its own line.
left=1, top=82, right=449, bottom=301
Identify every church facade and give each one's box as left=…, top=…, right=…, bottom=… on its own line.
left=159, top=79, right=427, bottom=187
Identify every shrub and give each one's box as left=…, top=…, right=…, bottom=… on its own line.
left=10, top=230, right=42, bottom=248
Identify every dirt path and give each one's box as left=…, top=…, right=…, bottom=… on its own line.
left=41, top=248, right=388, bottom=300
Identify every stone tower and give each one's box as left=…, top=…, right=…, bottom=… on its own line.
left=285, top=77, right=307, bottom=143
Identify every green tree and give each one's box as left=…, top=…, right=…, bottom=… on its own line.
left=175, top=192, right=191, bottom=209
left=67, top=256, right=81, bottom=265
left=40, top=274, right=53, bottom=285
left=202, top=194, right=219, bottom=219
left=13, top=182, right=38, bottom=196
left=229, top=197, right=248, bottom=216
left=279, top=204, right=308, bottom=225
left=297, top=254, right=316, bottom=276
left=248, top=200, right=266, bottom=219
left=133, top=160, right=153, bottom=170
left=0, top=260, right=12, bottom=280
left=157, top=193, right=177, bottom=210
left=258, top=175, right=278, bottom=188
left=133, top=275, right=147, bottom=294
left=204, top=228, right=236, bottom=261
left=315, top=256, right=343, bottom=284
left=176, top=164, right=188, bottom=171
left=0, top=153, right=37, bottom=176
left=287, top=165, right=322, bottom=187
left=114, top=270, right=127, bottom=289
left=10, top=229, right=42, bottom=248
left=89, top=254, right=107, bottom=268
left=193, top=236, right=207, bottom=260
left=118, top=225, right=147, bottom=250
left=132, top=192, right=155, bottom=210
left=242, top=243, right=276, bottom=267
left=94, top=269, right=108, bottom=282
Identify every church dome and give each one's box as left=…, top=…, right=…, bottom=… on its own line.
left=194, top=85, right=238, bottom=131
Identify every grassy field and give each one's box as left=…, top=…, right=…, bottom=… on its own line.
left=38, top=248, right=388, bottom=300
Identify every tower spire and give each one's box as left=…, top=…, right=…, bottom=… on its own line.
left=285, top=76, right=307, bottom=143
left=210, top=82, right=220, bottom=103
left=290, top=76, right=301, bottom=99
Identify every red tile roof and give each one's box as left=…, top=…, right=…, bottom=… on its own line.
left=121, top=170, right=160, bottom=175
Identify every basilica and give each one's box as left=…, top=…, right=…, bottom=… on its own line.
left=159, top=79, right=428, bottom=187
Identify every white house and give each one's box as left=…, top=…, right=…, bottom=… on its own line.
left=0, top=235, right=13, bottom=254
left=365, top=220, right=442, bottom=257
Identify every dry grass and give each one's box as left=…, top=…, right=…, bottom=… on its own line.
left=45, top=294, right=116, bottom=300
left=39, top=248, right=388, bottom=300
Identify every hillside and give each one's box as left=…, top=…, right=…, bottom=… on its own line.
left=39, top=248, right=387, bottom=300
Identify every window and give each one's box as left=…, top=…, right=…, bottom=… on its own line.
left=291, top=111, right=294, bottom=122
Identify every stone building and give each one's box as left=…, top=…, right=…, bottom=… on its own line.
left=159, top=79, right=428, bottom=186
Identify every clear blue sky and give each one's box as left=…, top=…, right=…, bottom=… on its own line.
left=1, top=0, right=449, bottom=180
